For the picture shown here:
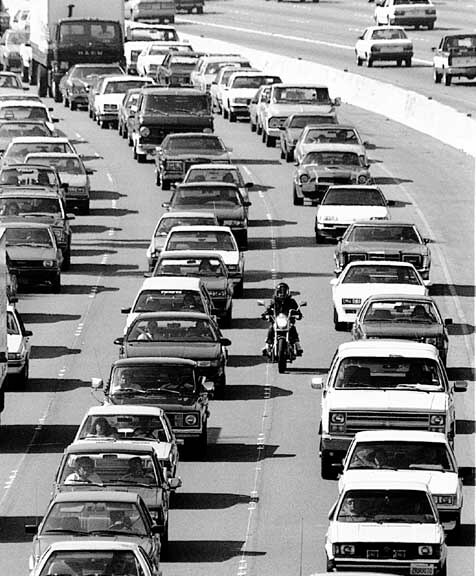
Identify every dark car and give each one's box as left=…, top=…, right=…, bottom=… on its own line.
left=26, top=491, right=162, bottom=571
left=334, top=221, right=431, bottom=279
left=279, top=112, right=338, bottom=162
left=163, top=182, right=250, bottom=248
left=129, top=87, right=214, bottom=163
left=0, top=120, right=53, bottom=155
left=153, top=250, right=234, bottom=327
left=4, top=221, right=62, bottom=291
left=352, top=294, right=452, bottom=364
left=60, top=63, right=125, bottom=110
left=155, top=133, right=231, bottom=190
left=175, top=0, right=204, bottom=13
left=118, top=88, right=142, bottom=141
left=95, top=357, right=213, bottom=452
left=0, top=188, right=74, bottom=268
left=114, top=311, right=231, bottom=394
left=156, top=52, right=201, bottom=86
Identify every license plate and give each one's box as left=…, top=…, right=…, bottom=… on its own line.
left=410, top=564, right=434, bottom=576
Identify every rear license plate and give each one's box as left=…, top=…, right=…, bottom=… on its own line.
left=410, top=564, right=434, bottom=576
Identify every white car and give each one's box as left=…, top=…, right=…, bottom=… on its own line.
left=294, top=124, right=366, bottom=165
left=146, top=210, right=218, bottom=271
left=182, top=163, right=253, bottom=205
left=210, top=65, right=244, bottom=114
left=7, top=303, right=31, bottom=386
left=93, top=75, right=154, bottom=128
left=31, top=541, right=158, bottom=576
left=124, top=23, right=179, bottom=74
left=191, top=55, right=250, bottom=93
left=356, top=26, right=413, bottom=68
left=120, top=275, right=215, bottom=333
left=222, top=71, right=281, bottom=122
left=161, top=225, right=245, bottom=296
left=331, top=260, right=428, bottom=328
left=325, top=477, right=447, bottom=574
left=136, top=42, right=193, bottom=77
left=374, top=0, right=436, bottom=29
left=315, top=186, right=390, bottom=243
left=2, top=136, right=75, bottom=166
left=340, top=430, right=463, bottom=531
left=0, top=100, right=57, bottom=132
left=74, top=404, right=179, bottom=480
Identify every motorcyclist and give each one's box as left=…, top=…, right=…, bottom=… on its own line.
left=261, top=282, right=303, bottom=357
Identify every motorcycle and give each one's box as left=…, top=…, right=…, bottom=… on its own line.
left=258, top=300, right=307, bottom=373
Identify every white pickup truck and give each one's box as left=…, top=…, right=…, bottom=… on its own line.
left=433, top=33, right=476, bottom=86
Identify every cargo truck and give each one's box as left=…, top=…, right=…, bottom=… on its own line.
left=29, top=0, right=125, bottom=101
left=0, top=228, right=8, bottom=424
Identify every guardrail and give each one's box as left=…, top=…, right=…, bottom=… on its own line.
left=183, top=33, right=476, bottom=158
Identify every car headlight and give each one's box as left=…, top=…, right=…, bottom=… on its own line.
left=358, top=175, right=369, bottom=184
left=139, top=126, right=150, bottom=137
left=43, top=260, right=55, bottom=268
left=426, top=337, right=439, bottom=347
left=103, top=103, right=118, bottom=111
left=333, top=544, right=355, bottom=556
left=8, top=352, right=22, bottom=360
left=223, top=219, right=243, bottom=227
left=330, top=412, right=345, bottom=424
left=342, top=298, right=361, bottom=305
left=418, top=545, right=433, bottom=556
left=433, top=494, right=455, bottom=506
left=53, top=228, right=66, bottom=242
left=429, top=414, right=445, bottom=426
left=347, top=253, right=366, bottom=263
left=268, top=117, right=285, bottom=128
left=299, top=174, right=309, bottom=184
left=165, top=160, right=182, bottom=170
left=184, top=414, right=198, bottom=426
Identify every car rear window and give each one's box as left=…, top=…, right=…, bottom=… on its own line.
left=342, top=264, right=421, bottom=284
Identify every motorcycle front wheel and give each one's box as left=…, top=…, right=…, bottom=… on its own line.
left=277, top=339, right=287, bottom=373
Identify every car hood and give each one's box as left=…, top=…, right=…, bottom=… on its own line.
left=329, top=521, right=441, bottom=543
left=57, top=173, right=88, bottom=186
left=307, top=164, right=365, bottom=177
left=7, top=333, right=22, bottom=353
left=342, top=240, right=426, bottom=254
left=285, top=127, right=303, bottom=140
left=165, top=151, right=230, bottom=161
left=335, top=283, right=427, bottom=298
left=202, top=277, right=228, bottom=291
left=326, top=389, right=447, bottom=411
left=267, top=103, right=335, bottom=115
left=96, top=94, right=129, bottom=106
left=8, top=246, right=57, bottom=260
left=124, top=341, right=222, bottom=360
left=172, top=204, right=245, bottom=221
left=228, top=88, right=260, bottom=98
left=361, top=323, right=443, bottom=339
left=318, top=205, right=389, bottom=223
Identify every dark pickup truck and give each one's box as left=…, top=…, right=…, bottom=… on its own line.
left=129, top=86, right=214, bottom=163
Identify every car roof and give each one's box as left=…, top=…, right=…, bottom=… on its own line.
left=45, top=540, right=140, bottom=552
left=271, top=82, right=329, bottom=89
left=353, top=430, right=447, bottom=443
left=0, top=188, right=59, bottom=198
left=131, top=311, right=211, bottom=322
left=167, top=225, right=232, bottom=233
left=10, top=137, right=68, bottom=144
left=3, top=221, right=52, bottom=229
left=186, top=164, right=239, bottom=171
left=139, top=276, right=202, bottom=290
left=327, top=185, right=381, bottom=193
left=72, top=63, right=124, bottom=68
left=142, top=87, right=203, bottom=96
left=337, top=339, right=439, bottom=358
left=166, top=132, right=220, bottom=139
left=177, top=182, right=238, bottom=190
left=348, top=220, right=416, bottom=227
left=159, top=210, right=217, bottom=219
left=103, top=75, right=144, bottom=83
left=340, top=477, right=430, bottom=492
left=3, top=163, right=57, bottom=171
left=52, top=491, right=140, bottom=504
left=302, top=143, right=362, bottom=153
left=362, top=293, right=435, bottom=304
left=0, top=101, right=47, bottom=108
left=158, top=250, right=226, bottom=262
left=111, top=356, right=197, bottom=368
left=344, top=260, right=416, bottom=269
left=294, top=116, right=337, bottom=122
left=0, top=119, right=48, bottom=125
left=367, top=25, right=407, bottom=31
left=25, top=152, right=80, bottom=159
left=65, top=440, right=156, bottom=454
left=84, top=405, right=165, bottom=418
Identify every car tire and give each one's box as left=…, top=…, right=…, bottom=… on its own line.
left=118, top=122, right=123, bottom=136
left=397, top=59, right=402, bottom=67
left=16, top=359, right=29, bottom=389
left=234, top=279, right=244, bottom=297
left=222, top=106, right=228, bottom=119
left=286, top=148, right=294, bottom=163
left=321, top=450, right=337, bottom=480
left=21, top=64, right=29, bottom=83
left=229, top=111, right=236, bottom=122
left=428, top=22, right=434, bottom=30
left=70, top=100, right=77, bottom=111
left=444, top=72, right=452, bottom=86
left=52, top=274, right=61, bottom=293
left=62, top=246, right=71, bottom=270
left=434, top=69, right=442, bottom=83
left=223, top=305, right=232, bottom=328
left=367, top=56, right=373, bottom=67
left=265, top=133, right=276, bottom=147
left=257, top=123, right=262, bottom=135
left=333, top=308, right=346, bottom=331
left=128, top=132, right=133, bottom=147
left=356, top=53, right=363, bottom=66
left=326, top=556, right=335, bottom=572
left=64, top=95, right=69, bottom=108
left=155, top=169, right=161, bottom=187
left=280, top=147, right=285, bottom=159
left=315, top=226, right=323, bottom=243
left=160, top=521, right=169, bottom=558
left=405, top=57, right=412, bottom=67
left=293, top=186, right=304, bottom=206
left=88, top=107, right=93, bottom=118
left=250, top=120, right=256, bottom=132
left=161, top=177, right=171, bottom=191
left=438, top=563, right=447, bottom=576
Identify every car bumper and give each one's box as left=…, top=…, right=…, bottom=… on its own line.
left=371, top=51, right=413, bottom=60
left=438, top=508, right=461, bottom=531
left=321, top=434, right=352, bottom=457
left=266, top=126, right=281, bottom=137
left=441, top=66, right=476, bottom=77
left=331, top=558, right=443, bottom=575
left=316, top=222, right=349, bottom=239
left=69, top=94, right=88, bottom=105
left=138, top=142, right=159, bottom=156
left=210, top=297, right=232, bottom=316
left=98, top=112, right=119, bottom=121
left=295, top=183, right=329, bottom=203
left=12, top=268, right=60, bottom=284
left=7, top=358, right=26, bottom=374
left=390, top=16, right=436, bottom=25
left=229, top=105, right=250, bottom=116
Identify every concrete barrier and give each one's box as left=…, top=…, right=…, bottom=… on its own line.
left=183, top=33, right=476, bottom=158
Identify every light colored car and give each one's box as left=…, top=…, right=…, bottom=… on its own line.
left=210, top=65, right=245, bottom=114
left=292, top=145, right=372, bottom=207
left=31, top=540, right=160, bottom=576
left=374, top=0, right=436, bottom=29
left=74, top=404, right=179, bottom=480
left=120, top=275, right=215, bottom=333
left=0, top=101, right=57, bottom=132
left=183, top=163, right=253, bottom=205
left=136, top=42, right=193, bottom=77
left=331, top=260, right=428, bottom=329
left=0, top=89, right=40, bottom=103
left=314, top=185, right=390, bottom=243
left=7, top=303, right=31, bottom=386
left=340, top=430, right=463, bottom=531
left=279, top=113, right=338, bottom=162
left=2, top=136, right=74, bottom=166
left=250, top=84, right=274, bottom=133
left=146, top=210, right=218, bottom=270
left=0, top=120, right=53, bottom=155
left=294, top=124, right=367, bottom=166
left=325, top=477, right=447, bottom=574
left=0, top=71, right=23, bottom=89
left=356, top=26, right=413, bottom=67
left=311, top=339, right=465, bottom=479
left=124, top=23, right=179, bottom=74
left=222, top=71, right=282, bottom=122
left=161, top=225, right=245, bottom=296
left=191, top=54, right=250, bottom=93
left=0, top=29, right=27, bottom=71
left=260, top=83, right=341, bottom=147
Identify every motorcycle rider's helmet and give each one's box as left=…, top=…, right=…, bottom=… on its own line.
left=275, top=282, right=290, bottom=302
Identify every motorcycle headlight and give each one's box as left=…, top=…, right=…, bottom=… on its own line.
left=276, top=314, right=288, bottom=329
left=139, top=126, right=150, bottom=137
left=43, top=260, right=55, bottom=268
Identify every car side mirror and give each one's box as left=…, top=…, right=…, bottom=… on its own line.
left=23, top=86, right=30, bottom=91
left=444, top=318, right=453, bottom=326
left=245, top=181, right=254, bottom=188
left=91, top=377, right=103, bottom=390
left=168, top=476, right=182, bottom=490
left=454, top=381, right=467, bottom=392
left=48, top=107, right=54, bottom=112
left=243, top=201, right=251, bottom=207
left=61, top=182, right=69, bottom=191
left=52, top=118, right=59, bottom=123
left=311, top=376, right=324, bottom=390
left=24, top=330, right=33, bottom=337
left=85, top=168, right=94, bottom=175
left=143, top=272, right=152, bottom=278
left=257, top=300, right=265, bottom=307
left=458, top=468, right=465, bottom=479
left=423, top=237, right=431, bottom=244
left=113, top=337, right=124, bottom=346
left=66, top=213, right=75, bottom=220
left=294, top=160, right=299, bottom=166
left=333, top=97, right=341, bottom=106
left=220, top=337, right=231, bottom=347
left=431, top=46, right=436, bottom=52
left=161, top=202, right=170, bottom=208
left=121, top=307, right=131, bottom=314
left=423, top=279, right=431, bottom=287
left=151, top=524, right=163, bottom=535
left=300, top=301, right=307, bottom=307
left=203, top=379, right=215, bottom=394
left=387, top=199, right=396, bottom=207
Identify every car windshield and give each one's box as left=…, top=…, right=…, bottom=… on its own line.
left=146, top=94, right=209, bottom=114
left=5, top=31, right=27, bottom=45
left=231, top=75, right=279, bottom=89
left=303, top=151, right=361, bottom=166
left=394, top=0, right=429, bottom=4
left=346, top=225, right=420, bottom=243
left=41, top=501, right=148, bottom=536
left=185, top=168, right=243, bottom=186
left=372, top=28, right=408, bottom=40
left=79, top=413, right=169, bottom=442
left=110, top=364, right=196, bottom=397
left=323, top=189, right=385, bottom=206
left=58, top=21, right=121, bottom=45
left=156, top=216, right=216, bottom=236
left=334, top=356, right=444, bottom=390
left=7, top=143, right=70, bottom=163
left=205, top=60, right=248, bottom=74
left=274, top=86, right=331, bottom=103
left=0, top=75, right=22, bottom=89
left=39, top=551, right=142, bottom=576
left=342, top=264, right=421, bottom=285
left=348, top=441, right=455, bottom=472
left=128, top=318, right=216, bottom=343
left=0, top=122, right=50, bottom=140
left=104, top=80, right=149, bottom=94
left=6, top=227, right=53, bottom=247
left=444, top=35, right=476, bottom=50
left=363, top=301, right=439, bottom=324
left=28, top=156, right=84, bottom=175
left=0, top=196, right=61, bottom=216
left=155, top=257, right=226, bottom=278
left=337, top=489, right=436, bottom=523
left=72, top=66, right=123, bottom=79
left=167, top=136, right=224, bottom=151
left=173, top=186, right=241, bottom=207
left=129, top=28, right=178, bottom=41
left=289, top=115, right=337, bottom=128
left=169, top=56, right=198, bottom=67
left=0, top=106, right=48, bottom=121
left=166, top=231, right=236, bottom=251
left=60, top=453, right=158, bottom=486
left=0, top=166, right=58, bottom=187
left=303, top=128, right=359, bottom=144
left=132, top=289, right=206, bottom=313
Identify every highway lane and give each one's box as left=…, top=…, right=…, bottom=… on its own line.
left=179, top=0, right=476, bottom=115
left=0, top=94, right=473, bottom=575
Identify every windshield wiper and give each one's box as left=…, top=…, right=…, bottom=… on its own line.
left=395, top=383, right=435, bottom=392
left=87, top=529, right=143, bottom=537
left=43, top=528, right=88, bottom=535
left=113, top=387, right=147, bottom=395
left=107, top=480, right=154, bottom=487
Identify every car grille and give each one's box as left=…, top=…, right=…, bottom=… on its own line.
left=351, top=543, right=437, bottom=560
left=367, top=252, right=400, bottom=261
left=319, top=176, right=353, bottom=185
left=183, top=158, right=212, bottom=173
left=345, top=411, right=431, bottom=434
left=10, top=259, right=45, bottom=270
left=142, top=125, right=210, bottom=144
left=166, top=411, right=201, bottom=429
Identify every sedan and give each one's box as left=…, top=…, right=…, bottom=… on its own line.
left=352, top=294, right=452, bottom=364
left=2, top=136, right=74, bottom=166
left=7, top=303, right=31, bottom=386
left=331, top=261, right=428, bottom=329
left=279, top=112, right=338, bottom=162
left=294, top=124, right=367, bottom=165
left=0, top=120, right=52, bottom=155
left=182, top=163, right=253, bottom=205
left=0, top=101, right=57, bottom=132
left=31, top=540, right=160, bottom=576
left=60, top=63, right=125, bottom=110
left=356, top=26, right=413, bottom=67
left=114, top=311, right=231, bottom=393
left=26, top=491, right=162, bottom=572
